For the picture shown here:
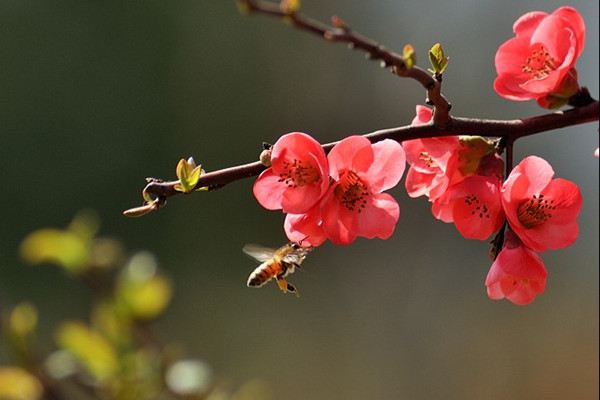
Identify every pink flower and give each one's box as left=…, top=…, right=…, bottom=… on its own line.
left=253, top=132, right=329, bottom=214
left=284, top=206, right=326, bottom=247
left=485, top=231, right=547, bottom=305
left=501, top=156, right=582, bottom=252
left=594, top=148, right=599, bottom=158
left=431, top=176, right=505, bottom=240
left=287, top=136, right=406, bottom=245
left=321, top=136, right=405, bottom=244
left=494, top=6, right=585, bottom=107
left=404, top=106, right=460, bottom=200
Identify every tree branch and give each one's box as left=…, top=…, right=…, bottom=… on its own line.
left=240, top=0, right=451, bottom=119
left=126, top=100, right=598, bottom=213
left=123, top=2, right=598, bottom=216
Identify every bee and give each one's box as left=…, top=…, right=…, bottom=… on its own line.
left=243, top=242, right=312, bottom=296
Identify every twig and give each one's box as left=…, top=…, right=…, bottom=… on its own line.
left=240, top=0, right=451, bottom=120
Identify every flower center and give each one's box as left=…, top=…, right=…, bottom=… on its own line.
left=278, top=159, right=321, bottom=188
left=334, top=170, right=369, bottom=212
left=521, top=44, right=558, bottom=79
left=419, top=151, right=438, bottom=169
left=464, top=194, right=490, bottom=219
left=512, top=278, right=529, bottom=287
left=517, top=194, right=556, bottom=228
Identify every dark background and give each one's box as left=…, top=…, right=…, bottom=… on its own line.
left=1, top=1, right=598, bottom=399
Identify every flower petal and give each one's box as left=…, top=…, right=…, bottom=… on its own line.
left=360, top=140, right=406, bottom=192
left=284, top=207, right=327, bottom=247
left=356, top=193, right=400, bottom=240
left=495, top=36, right=532, bottom=76
left=271, top=132, right=327, bottom=169
left=513, top=11, right=547, bottom=36
left=281, top=180, right=326, bottom=214
left=518, top=178, right=582, bottom=251
left=411, top=105, right=433, bottom=126
left=485, top=233, right=547, bottom=305
left=321, top=189, right=358, bottom=245
left=252, top=169, right=287, bottom=210
left=553, top=6, right=585, bottom=58
left=450, top=176, right=504, bottom=240
left=328, top=136, right=373, bottom=180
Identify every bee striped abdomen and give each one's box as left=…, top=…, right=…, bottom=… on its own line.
left=247, top=261, right=281, bottom=287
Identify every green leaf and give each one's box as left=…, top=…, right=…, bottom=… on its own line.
left=20, top=228, right=90, bottom=272
left=56, top=322, right=119, bottom=383
left=0, top=367, right=43, bottom=400
left=428, top=43, right=449, bottom=75
left=402, top=44, right=416, bottom=70
left=280, top=0, right=301, bottom=14
left=9, top=302, right=38, bottom=337
left=20, top=212, right=100, bottom=273
left=116, top=252, right=173, bottom=320
left=175, top=157, right=205, bottom=193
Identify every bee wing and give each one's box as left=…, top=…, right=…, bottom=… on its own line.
left=242, top=244, right=276, bottom=262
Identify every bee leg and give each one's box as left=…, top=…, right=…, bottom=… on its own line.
left=276, top=278, right=300, bottom=297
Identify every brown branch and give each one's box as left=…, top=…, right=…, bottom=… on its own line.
left=122, top=2, right=598, bottom=215
left=126, top=100, right=598, bottom=212
left=240, top=0, right=450, bottom=121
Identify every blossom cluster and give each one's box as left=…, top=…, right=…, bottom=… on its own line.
left=403, top=108, right=582, bottom=304
left=251, top=5, right=589, bottom=306
left=253, top=132, right=406, bottom=246
left=253, top=117, right=582, bottom=305
left=404, top=106, right=505, bottom=240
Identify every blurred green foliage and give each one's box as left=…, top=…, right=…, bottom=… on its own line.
left=1, top=213, right=271, bottom=400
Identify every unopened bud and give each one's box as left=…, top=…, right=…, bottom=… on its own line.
left=259, top=148, right=272, bottom=167
left=123, top=202, right=158, bottom=218
left=331, top=15, right=348, bottom=30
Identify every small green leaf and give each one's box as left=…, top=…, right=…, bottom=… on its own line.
left=56, top=322, right=119, bottom=383
left=0, top=367, right=43, bottom=400
left=428, top=43, right=449, bottom=75
left=115, top=252, right=173, bottom=320
left=9, top=302, right=38, bottom=337
left=175, top=157, right=205, bottom=193
left=280, top=0, right=301, bottom=14
left=403, top=44, right=416, bottom=70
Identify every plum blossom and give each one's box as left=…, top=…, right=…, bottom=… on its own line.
left=485, top=231, right=547, bottom=305
left=285, top=136, right=406, bottom=245
left=494, top=6, right=585, bottom=108
left=253, top=132, right=329, bottom=214
left=501, top=156, right=582, bottom=252
left=404, top=106, right=461, bottom=200
left=320, top=136, right=405, bottom=244
left=432, top=176, right=505, bottom=240
left=284, top=206, right=326, bottom=248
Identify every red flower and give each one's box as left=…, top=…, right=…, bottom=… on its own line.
left=501, top=156, right=582, bottom=252
left=285, top=136, right=406, bottom=245
left=284, top=206, right=326, bottom=248
left=253, top=132, right=329, bottom=214
left=404, top=106, right=460, bottom=200
left=320, top=136, right=405, bottom=244
left=494, top=6, right=585, bottom=108
left=485, top=231, right=547, bottom=305
left=431, top=176, right=504, bottom=240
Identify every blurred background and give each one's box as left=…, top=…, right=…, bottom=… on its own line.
left=0, top=0, right=598, bottom=399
